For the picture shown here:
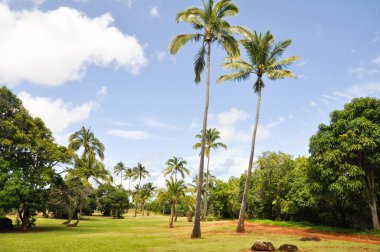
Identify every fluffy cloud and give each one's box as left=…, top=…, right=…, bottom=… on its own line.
left=0, top=3, right=146, bottom=86
left=18, top=91, right=96, bottom=133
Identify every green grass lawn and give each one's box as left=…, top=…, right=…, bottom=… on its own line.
left=1, top=215, right=380, bottom=252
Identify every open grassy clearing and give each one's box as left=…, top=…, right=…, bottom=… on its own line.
left=1, top=215, right=380, bottom=252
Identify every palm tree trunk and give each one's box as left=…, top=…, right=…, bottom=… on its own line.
left=191, top=41, right=211, bottom=239
left=202, top=155, right=210, bottom=221
left=169, top=204, right=175, bottom=228
left=236, top=82, right=262, bottom=233
left=174, top=203, right=178, bottom=222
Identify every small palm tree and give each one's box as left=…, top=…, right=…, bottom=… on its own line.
left=140, top=182, right=156, bottom=216
left=132, top=163, right=150, bottom=216
left=114, top=162, right=127, bottom=188
left=163, top=156, right=189, bottom=181
left=169, top=0, right=247, bottom=239
left=194, top=128, right=227, bottom=220
left=218, top=31, right=299, bottom=233
left=157, top=178, right=195, bottom=228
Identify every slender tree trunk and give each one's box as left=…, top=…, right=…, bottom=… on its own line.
left=134, top=178, right=141, bottom=217
left=202, top=155, right=210, bottom=221
left=128, top=178, right=131, bottom=202
left=19, top=206, right=30, bottom=231
left=169, top=204, right=175, bottom=228
left=191, top=41, right=211, bottom=239
left=174, top=204, right=178, bottom=222
left=68, top=206, right=81, bottom=227
left=366, top=169, right=380, bottom=230
left=236, top=82, right=262, bottom=233
left=120, top=171, right=123, bottom=188
left=162, top=204, right=165, bottom=215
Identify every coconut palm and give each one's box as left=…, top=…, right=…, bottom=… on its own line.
left=163, top=156, right=189, bottom=181
left=194, top=128, right=227, bottom=220
left=169, top=0, right=247, bottom=238
left=132, top=163, right=150, bottom=216
left=124, top=167, right=134, bottom=198
left=157, top=178, right=195, bottom=228
left=218, top=31, right=299, bottom=233
left=114, top=162, right=127, bottom=188
left=69, top=126, right=105, bottom=161
left=140, top=182, right=156, bottom=216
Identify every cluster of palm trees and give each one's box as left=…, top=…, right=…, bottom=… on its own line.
left=113, top=162, right=151, bottom=216
left=170, top=0, right=298, bottom=238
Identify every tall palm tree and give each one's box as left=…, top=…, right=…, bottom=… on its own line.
left=114, top=162, right=127, bottom=188
left=124, top=167, right=134, bottom=199
left=132, top=163, right=150, bottom=216
left=163, top=156, right=189, bottom=181
left=194, top=128, right=227, bottom=220
left=218, top=31, right=299, bottom=233
left=69, top=126, right=105, bottom=161
left=169, top=0, right=246, bottom=239
left=157, top=178, right=195, bottom=228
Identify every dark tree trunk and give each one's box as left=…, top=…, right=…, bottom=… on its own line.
left=202, top=155, right=211, bottom=221
left=191, top=41, right=212, bottom=239
left=237, top=81, right=262, bottom=233
left=366, top=169, right=380, bottom=230
left=19, top=206, right=30, bottom=231
left=174, top=204, right=178, bottom=222
left=67, top=206, right=82, bottom=227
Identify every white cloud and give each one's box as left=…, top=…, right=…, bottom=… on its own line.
left=217, top=108, right=250, bottom=125
left=310, top=101, right=318, bottom=107
left=152, top=50, right=167, bottom=63
left=372, top=56, right=380, bottom=66
left=143, top=117, right=178, bottom=130
left=18, top=91, right=96, bottom=133
left=96, top=86, right=108, bottom=100
left=150, top=6, right=160, bottom=18
left=0, top=3, right=146, bottom=86
left=296, top=60, right=307, bottom=67
left=107, top=129, right=151, bottom=140
left=349, top=67, right=379, bottom=79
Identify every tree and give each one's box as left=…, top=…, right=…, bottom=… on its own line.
left=140, top=182, right=156, bottom=216
left=169, top=0, right=245, bottom=238
left=218, top=31, right=298, bottom=233
left=69, top=126, right=104, bottom=161
left=163, top=156, right=189, bottom=181
left=114, top=162, right=127, bottom=188
left=157, top=178, right=195, bottom=228
left=0, top=86, right=70, bottom=231
left=194, top=128, right=227, bottom=220
left=309, top=98, right=380, bottom=230
left=132, top=163, right=150, bottom=216
left=124, top=167, right=134, bottom=200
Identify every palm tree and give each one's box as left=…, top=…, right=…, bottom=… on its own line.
left=140, top=182, right=156, bottom=216
left=169, top=0, right=246, bottom=239
left=163, top=156, right=189, bottom=181
left=218, top=31, right=299, bottom=233
left=124, top=167, right=134, bottom=199
left=157, top=178, right=195, bottom=228
left=69, top=126, right=105, bottom=161
left=194, top=128, right=227, bottom=220
left=132, top=163, right=150, bottom=216
left=114, top=162, right=127, bottom=188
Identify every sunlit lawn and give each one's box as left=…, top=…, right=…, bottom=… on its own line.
left=1, top=214, right=380, bottom=252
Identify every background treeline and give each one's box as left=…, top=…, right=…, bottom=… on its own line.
left=1, top=85, right=379, bottom=231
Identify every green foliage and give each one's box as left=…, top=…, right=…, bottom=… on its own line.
left=108, top=190, right=129, bottom=218
left=163, top=156, right=189, bottom=180
left=0, top=86, right=70, bottom=230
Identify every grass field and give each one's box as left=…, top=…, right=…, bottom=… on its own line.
left=1, top=214, right=380, bottom=252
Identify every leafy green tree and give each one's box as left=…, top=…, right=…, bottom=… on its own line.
left=157, top=178, right=195, bottom=228
left=0, top=86, right=70, bottom=231
left=132, top=163, right=150, bottom=216
left=194, top=128, right=227, bottom=220
left=169, top=0, right=246, bottom=238
left=218, top=31, right=299, bottom=233
left=163, top=156, right=189, bottom=181
left=114, top=162, right=127, bottom=187
left=96, top=183, right=118, bottom=216
left=309, top=98, right=380, bottom=230
left=108, top=190, right=129, bottom=219
left=69, top=126, right=104, bottom=161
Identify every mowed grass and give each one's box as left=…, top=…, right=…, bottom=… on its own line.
left=1, top=214, right=380, bottom=252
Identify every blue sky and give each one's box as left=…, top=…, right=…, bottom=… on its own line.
left=1, top=0, right=380, bottom=187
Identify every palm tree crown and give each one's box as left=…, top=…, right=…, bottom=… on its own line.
left=194, top=128, right=227, bottom=157
left=133, top=163, right=150, bottom=188
left=163, top=156, right=189, bottom=180
left=69, top=126, right=105, bottom=161
left=114, top=162, right=127, bottom=187
left=218, top=31, right=299, bottom=91
left=169, top=0, right=246, bottom=83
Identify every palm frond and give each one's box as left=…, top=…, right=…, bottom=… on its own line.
left=176, top=7, right=205, bottom=23
left=218, top=71, right=250, bottom=84
left=222, top=58, right=252, bottom=71
left=268, top=56, right=300, bottom=70
left=194, top=44, right=207, bottom=83
left=169, top=34, right=203, bottom=55
left=267, top=69, right=297, bottom=80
